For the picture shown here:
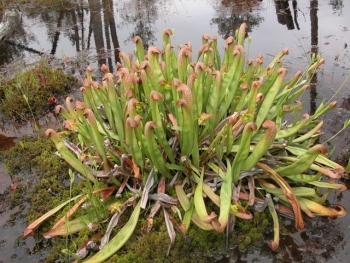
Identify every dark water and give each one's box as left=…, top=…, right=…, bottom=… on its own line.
left=0, top=0, right=349, bottom=262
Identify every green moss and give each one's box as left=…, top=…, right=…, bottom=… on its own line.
left=1, top=136, right=63, bottom=175
left=0, top=135, right=77, bottom=261
left=244, top=236, right=251, bottom=246
left=1, top=135, right=71, bottom=220
left=102, top=215, right=221, bottom=263
left=233, top=208, right=272, bottom=255
left=80, top=203, right=269, bottom=262
left=0, top=132, right=273, bottom=263
left=9, top=184, right=28, bottom=208
left=238, top=242, right=246, bottom=252
left=0, top=59, right=76, bottom=120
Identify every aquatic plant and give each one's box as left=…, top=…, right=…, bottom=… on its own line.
left=24, top=24, right=347, bottom=262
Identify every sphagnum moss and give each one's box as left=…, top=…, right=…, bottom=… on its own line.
left=0, top=59, right=76, bottom=121
left=0, top=135, right=83, bottom=261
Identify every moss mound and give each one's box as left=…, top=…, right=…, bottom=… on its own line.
left=0, top=60, right=76, bottom=121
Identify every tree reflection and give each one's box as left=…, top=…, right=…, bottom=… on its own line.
left=87, top=0, right=122, bottom=69
left=118, top=0, right=159, bottom=50
left=0, top=42, right=23, bottom=65
left=1, top=1, right=121, bottom=71
left=274, top=0, right=299, bottom=30
left=88, top=0, right=106, bottom=66
left=309, top=0, right=318, bottom=115
left=103, top=0, right=120, bottom=68
left=87, top=0, right=121, bottom=68
left=50, top=10, right=64, bottom=55
left=329, top=0, right=343, bottom=12
left=24, top=2, right=85, bottom=54
left=0, top=5, right=29, bottom=65
left=211, top=0, right=264, bottom=39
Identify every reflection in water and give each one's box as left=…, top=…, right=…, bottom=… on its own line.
left=0, top=6, right=27, bottom=64
left=82, top=0, right=121, bottom=70
left=274, top=0, right=299, bottom=30
left=277, top=217, right=345, bottom=262
left=1, top=1, right=121, bottom=71
left=0, top=41, right=23, bottom=65
left=330, top=0, right=343, bottom=11
left=309, top=0, right=319, bottom=115
left=272, top=0, right=319, bottom=115
left=212, top=0, right=263, bottom=39
left=118, top=0, right=159, bottom=50
left=50, top=10, right=64, bottom=55
left=84, top=0, right=121, bottom=70
left=103, top=0, right=121, bottom=68
left=89, top=0, right=106, bottom=66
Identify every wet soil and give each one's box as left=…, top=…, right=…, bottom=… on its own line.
left=0, top=0, right=349, bottom=262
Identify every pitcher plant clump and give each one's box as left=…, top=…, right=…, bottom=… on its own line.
left=24, top=23, right=347, bottom=262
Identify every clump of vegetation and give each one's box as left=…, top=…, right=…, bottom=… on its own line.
left=24, top=24, right=347, bottom=263
left=0, top=59, right=76, bottom=121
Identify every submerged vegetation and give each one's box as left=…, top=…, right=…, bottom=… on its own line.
left=23, top=24, right=347, bottom=262
left=0, top=59, right=76, bottom=121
